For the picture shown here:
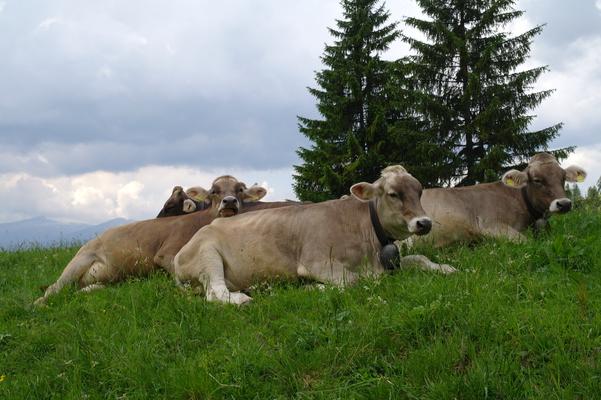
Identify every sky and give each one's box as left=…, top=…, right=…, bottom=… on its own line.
left=0, top=0, right=599, bottom=224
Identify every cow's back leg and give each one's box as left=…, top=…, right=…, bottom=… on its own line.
left=80, top=283, right=106, bottom=293
left=34, top=251, right=96, bottom=305
left=79, top=260, right=115, bottom=288
left=297, top=261, right=360, bottom=286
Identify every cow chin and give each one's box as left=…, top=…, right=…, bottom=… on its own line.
left=219, top=208, right=238, bottom=218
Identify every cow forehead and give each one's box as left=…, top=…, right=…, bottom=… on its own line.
left=529, top=153, right=557, bottom=164
left=211, top=176, right=248, bottom=194
left=212, top=175, right=238, bottom=185
left=528, top=161, right=564, bottom=179
left=212, top=176, right=238, bottom=188
left=382, top=173, right=420, bottom=193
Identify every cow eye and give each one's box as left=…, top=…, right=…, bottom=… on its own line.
left=238, top=187, right=244, bottom=193
left=388, top=192, right=399, bottom=198
left=532, top=178, right=543, bottom=185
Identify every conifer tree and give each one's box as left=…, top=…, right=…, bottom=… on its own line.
left=403, top=0, right=570, bottom=186
left=586, top=186, right=599, bottom=201
left=293, top=0, right=400, bottom=201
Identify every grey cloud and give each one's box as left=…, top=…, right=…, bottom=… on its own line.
left=0, top=96, right=309, bottom=175
left=520, top=0, right=601, bottom=46
left=0, top=0, right=335, bottom=176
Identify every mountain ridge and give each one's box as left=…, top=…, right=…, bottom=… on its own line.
left=0, top=217, right=133, bottom=250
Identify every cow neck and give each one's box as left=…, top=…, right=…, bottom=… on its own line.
left=521, top=186, right=545, bottom=223
left=368, top=199, right=394, bottom=247
left=198, top=200, right=210, bottom=211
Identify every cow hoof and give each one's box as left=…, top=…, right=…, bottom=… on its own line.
left=229, top=292, right=253, bottom=305
left=439, top=264, right=457, bottom=274
left=33, top=297, right=47, bottom=307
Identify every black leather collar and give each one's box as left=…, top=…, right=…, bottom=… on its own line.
left=521, top=186, right=545, bottom=222
left=368, top=200, right=401, bottom=270
left=368, top=200, right=395, bottom=247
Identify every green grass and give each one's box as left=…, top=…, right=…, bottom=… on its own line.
left=1, top=205, right=601, bottom=399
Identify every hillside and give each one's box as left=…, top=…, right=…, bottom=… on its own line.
left=0, top=217, right=132, bottom=250
left=0, top=204, right=600, bottom=398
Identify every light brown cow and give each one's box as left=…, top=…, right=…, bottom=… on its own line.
left=34, top=175, right=282, bottom=305
left=174, top=165, right=455, bottom=305
left=404, top=153, right=587, bottom=247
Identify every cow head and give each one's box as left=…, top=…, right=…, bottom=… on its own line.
left=350, top=165, right=432, bottom=238
left=157, top=186, right=205, bottom=218
left=501, top=153, right=587, bottom=216
left=187, top=175, right=268, bottom=218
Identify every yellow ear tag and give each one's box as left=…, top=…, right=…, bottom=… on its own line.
left=577, top=174, right=585, bottom=183
left=506, top=178, right=515, bottom=187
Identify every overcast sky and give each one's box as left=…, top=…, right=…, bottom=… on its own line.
left=0, top=0, right=599, bottom=223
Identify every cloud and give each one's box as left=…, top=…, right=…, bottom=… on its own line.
left=519, top=0, right=601, bottom=46
left=530, top=36, right=601, bottom=148
left=0, top=0, right=342, bottom=174
left=0, top=0, right=423, bottom=178
left=0, top=166, right=296, bottom=224
left=36, top=17, right=62, bottom=31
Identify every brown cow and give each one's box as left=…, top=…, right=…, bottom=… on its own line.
left=404, top=153, right=587, bottom=247
left=156, top=186, right=209, bottom=218
left=174, top=165, right=455, bottom=305
left=34, top=175, right=292, bottom=305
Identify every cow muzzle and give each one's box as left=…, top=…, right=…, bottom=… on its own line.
left=218, top=196, right=240, bottom=217
left=183, top=199, right=197, bottom=213
left=409, top=217, right=432, bottom=236
left=550, top=198, right=572, bottom=214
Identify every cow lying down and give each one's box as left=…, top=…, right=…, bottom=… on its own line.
left=402, top=153, right=587, bottom=248
left=34, top=175, right=298, bottom=305
left=174, top=165, right=456, bottom=305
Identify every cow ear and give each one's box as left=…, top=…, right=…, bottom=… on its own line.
left=350, top=182, right=379, bottom=202
left=564, top=165, right=587, bottom=183
left=186, top=186, right=209, bottom=201
left=183, top=199, right=197, bottom=213
left=502, top=170, right=528, bottom=188
left=243, top=185, right=267, bottom=201
left=172, top=186, right=184, bottom=194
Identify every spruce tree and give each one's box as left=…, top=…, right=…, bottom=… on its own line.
left=403, top=0, right=570, bottom=186
left=586, top=186, right=599, bottom=201
left=293, top=0, right=400, bottom=201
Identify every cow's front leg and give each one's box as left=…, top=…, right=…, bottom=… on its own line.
left=399, top=254, right=456, bottom=274
left=197, top=247, right=253, bottom=305
left=205, top=285, right=252, bottom=305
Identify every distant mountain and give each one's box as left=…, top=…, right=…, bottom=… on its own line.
left=0, top=217, right=133, bottom=250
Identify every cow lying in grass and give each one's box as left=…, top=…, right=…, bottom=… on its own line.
left=34, top=175, right=297, bottom=305
left=403, top=153, right=587, bottom=247
left=174, top=165, right=455, bottom=305
left=156, top=186, right=209, bottom=218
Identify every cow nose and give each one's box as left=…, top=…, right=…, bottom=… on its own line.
left=415, top=218, right=432, bottom=235
left=556, top=199, right=572, bottom=213
left=222, top=196, right=238, bottom=207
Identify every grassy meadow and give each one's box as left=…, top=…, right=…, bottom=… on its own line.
left=1, top=203, right=601, bottom=399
